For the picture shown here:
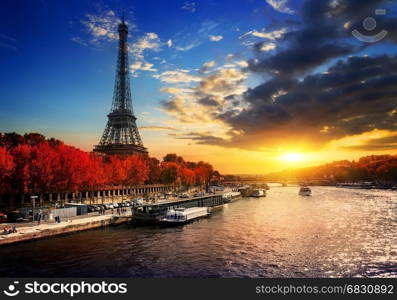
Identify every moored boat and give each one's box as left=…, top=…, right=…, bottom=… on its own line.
left=251, top=189, right=266, bottom=197
left=222, top=191, right=242, bottom=203
left=299, top=186, right=312, bottom=196
left=159, top=207, right=210, bottom=226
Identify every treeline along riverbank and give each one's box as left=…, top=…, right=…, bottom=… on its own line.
left=0, top=132, right=221, bottom=210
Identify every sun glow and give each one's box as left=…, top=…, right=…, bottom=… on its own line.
left=279, top=152, right=305, bottom=163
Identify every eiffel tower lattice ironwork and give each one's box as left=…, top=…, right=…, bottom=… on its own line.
left=94, top=17, right=148, bottom=156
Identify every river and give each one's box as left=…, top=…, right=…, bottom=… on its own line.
left=0, top=186, right=396, bottom=278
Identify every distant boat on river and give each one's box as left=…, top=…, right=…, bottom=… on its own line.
left=299, top=186, right=312, bottom=196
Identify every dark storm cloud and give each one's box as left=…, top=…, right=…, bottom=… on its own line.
left=247, top=0, right=390, bottom=77
left=203, top=0, right=397, bottom=151
left=170, top=132, right=227, bottom=145
left=198, top=97, right=219, bottom=107
left=218, top=55, right=397, bottom=149
left=160, top=99, right=179, bottom=112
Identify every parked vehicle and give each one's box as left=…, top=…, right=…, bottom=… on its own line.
left=4, top=211, right=24, bottom=222
left=179, top=193, right=189, bottom=198
left=88, top=205, right=97, bottom=213
left=0, top=213, right=8, bottom=223
left=132, top=198, right=144, bottom=206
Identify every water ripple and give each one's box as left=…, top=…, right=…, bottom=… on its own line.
left=0, top=187, right=396, bottom=277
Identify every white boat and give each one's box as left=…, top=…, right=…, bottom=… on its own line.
left=299, top=187, right=312, bottom=196
left=251, top=189, right=266, bottom=197
left=159, top=207, right=210, bottom=226
left=222, top=191, right=242, bottom=202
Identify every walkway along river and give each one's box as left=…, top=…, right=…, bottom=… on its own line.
left=0, top=186, right=396, bottom=278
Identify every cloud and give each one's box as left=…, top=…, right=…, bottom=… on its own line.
left=71, top=37, right=88, bottom=47
left=246, top=0, right=368, bottom=77
left=174, top=20, right=219, bottom=51
left=139, top=126, right=177, bottom=131
left=171, top=132, right=227, bottom=145
left=130, top=32, right=161, bottom=60
left=181, top=1, right=197, bottom=13
left=343, top=133, right=397, bottom=151
left=239, top=28, right=287, bottom=50
left=209, top=35, right=223, bottom=42
left=130, top=32, right=163, bottom=75
left=160, top=66, right=248, bottom=124
left=240, top=28, right=287, bottom=40
left=154, top=69, right=201, bottom=83
left=258, top=42, right=276, bottom=52
left=218, top=54, right=397, bottom=150
left=235, top=60, right=249, bottom=68
left=166, top=39, right=173, bottom=47
left=80, top=10, right=123, bottom=45
left=175, top=43, right=200, bottom=52
left=266, top=0, right=295, bottom=14
left=130, top=61, right=157, bottom=73
left=200, top=61, right=216, bottom=73
left=158, top=0, right=397, bottom=152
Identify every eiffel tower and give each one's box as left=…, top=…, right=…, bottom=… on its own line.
left=94, top=17, right=148, bottom=156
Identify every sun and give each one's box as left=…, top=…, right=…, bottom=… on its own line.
left=279, top=152, right=304, bottom=163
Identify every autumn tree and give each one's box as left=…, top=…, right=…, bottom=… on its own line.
left=0, top=147, right=14, bottom=194
left=125, top=155, right=149, bottom=185
left=146, top=157, right=161, bottom=184
left=160, top=162, right=181, bottom=185
left=181, top=167, right=196, bottom=187
left=10, top=144, right=32, bottom=196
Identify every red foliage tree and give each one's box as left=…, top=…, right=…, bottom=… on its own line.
left=10, top=144, right=32, bottom=195
left=146, top=157, right=161, bottom=184
left=0, top=147, right=15, bottom=194
left=107, top=155, right=128, bottom=186
left=29, top=141, right=59, bottom=194
left=125, top=155, right=149, bottom=185
left=181, top=167, right=196, bottom=186
left=160, top=161, right=182, bottom=185
left=0, top=133, right=221, bottom=202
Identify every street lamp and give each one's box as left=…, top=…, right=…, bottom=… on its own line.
left=30, top=195, right=38, bottom=221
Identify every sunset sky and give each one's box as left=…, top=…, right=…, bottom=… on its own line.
left=1, top=0, right=397, bottom=174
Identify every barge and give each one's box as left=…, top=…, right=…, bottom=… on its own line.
left=133, top=193, right=224, bottom=224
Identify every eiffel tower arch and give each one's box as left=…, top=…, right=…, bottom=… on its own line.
left=94, top=17, right=148, bottom=156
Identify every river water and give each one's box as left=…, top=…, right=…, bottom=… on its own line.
left=0, top=186, right=396, bottom=278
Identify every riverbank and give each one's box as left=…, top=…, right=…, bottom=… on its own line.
left=0, top=212, right=132, bottom=246
left=0, top=191, right=234, bottom=246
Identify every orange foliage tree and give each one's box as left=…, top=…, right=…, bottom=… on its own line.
left=0, top=134, right=219, bottom=201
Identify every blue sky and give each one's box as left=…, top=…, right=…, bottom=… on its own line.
left=0, top=0, right=281, bottom=137
left=1, top=0, right=397, bottom=173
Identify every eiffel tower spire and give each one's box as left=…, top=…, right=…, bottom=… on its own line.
left=94, top=18, right=148, bottom=156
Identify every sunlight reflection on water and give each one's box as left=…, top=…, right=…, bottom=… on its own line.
left=0, top=187, right=396, bottom=278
